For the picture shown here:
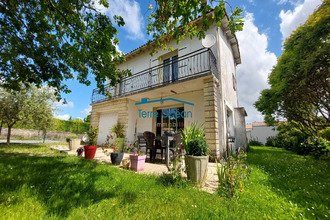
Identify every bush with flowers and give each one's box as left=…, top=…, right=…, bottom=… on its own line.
left=125, top=136, right=145, bottom=155
left=102, top=135, right=124, bottom=156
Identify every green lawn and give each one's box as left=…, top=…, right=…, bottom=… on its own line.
left=0, top=144, right=329, bottom=219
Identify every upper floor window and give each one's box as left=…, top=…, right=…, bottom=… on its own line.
left=161, top=50, right=178, bottom=84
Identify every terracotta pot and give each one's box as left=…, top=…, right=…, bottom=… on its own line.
left=84, top=146, right=98, bottom=159
left=185, top=155, right=209, bottom=187
left=130, top=154, right=146, bottom=171
left=110, top=152, right=124, bottom=165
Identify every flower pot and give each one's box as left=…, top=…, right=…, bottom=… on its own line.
left=115, top=138, right=125, bottom=150
left=185, top=155, right=209, bottom=187
left=69, top=139, right=81, bottom=151
left=84, top=146, right=98, bottom=159
left=130, top=154, right=146, bottom=171
left=110, top=152, right=124, bottom=165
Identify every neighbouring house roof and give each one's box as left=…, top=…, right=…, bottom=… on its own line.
left=252, top=122, right=268, bottom=127
left=248, top=121, right=286, bottom=128
left=246, top=123, right=253, bottom=130
left=124, top=10, right=241, bottom=64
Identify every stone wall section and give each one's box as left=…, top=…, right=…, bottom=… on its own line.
left=203, top=77, right=220, bottom=158
left=0, top=128, right=83, bottom=140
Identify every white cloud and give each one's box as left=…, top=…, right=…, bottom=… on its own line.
left=81, top=106, right=92, bottom=116
left=236, top=13, right=278, bottom=123
left=274, top=0, right=302, bottom=6
left=95, top=0, right=144, bottom=40
left=54, top=113, right=70, bottom=120
left=54, top=100, right=74, bottom=108
left=279, top=0, right=322, bottom=40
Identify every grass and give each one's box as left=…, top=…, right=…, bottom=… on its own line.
left=0, top=144, right=329, bottom=219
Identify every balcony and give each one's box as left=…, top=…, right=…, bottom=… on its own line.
left=91, top=48, right=218, bottom=104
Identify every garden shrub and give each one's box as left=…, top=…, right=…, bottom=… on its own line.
left=265, top=136, right=276, bottom=147
left=248, top=139, right=263, bottom=146
left=273, top=122, right=329, bottom=158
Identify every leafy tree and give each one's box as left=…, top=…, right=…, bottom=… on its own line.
left=84, top=114, right=91, bottom=123
left=147, top=0, right=243, bottom=53
left=0, top=0, right=243, bottom=97
left=0, top=85, right=56, bottom=145
left=255, top=0, right=330, bottom=135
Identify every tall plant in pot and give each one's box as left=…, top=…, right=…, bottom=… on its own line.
left=181, top=123, right=209, bottom=187
left=102, top=135, right=124, bottom=165
left=111, top=121, right=125, bottom=150
left=84, top=127, right=99, bottom=159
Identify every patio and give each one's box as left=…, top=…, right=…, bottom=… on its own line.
left=52, top=145, right=219, bottom=193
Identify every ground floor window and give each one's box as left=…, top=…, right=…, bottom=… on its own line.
left=155, top=107, right=184, bottom=136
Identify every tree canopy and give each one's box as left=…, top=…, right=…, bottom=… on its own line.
left=0, top=0, right=243, bottom=98
left=147, top=0, right=243, bottom=53
left=0, top=85, right=56, bottom=144
left=255, top=0, right=330, bottom=134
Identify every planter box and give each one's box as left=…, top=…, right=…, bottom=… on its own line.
left=84, top=146, right=98, bottom=159
left=130, top=154, right=146, bottom=171
left=185, top=155, right=209, bottom=187
left=69, top=139, right=81, bottom=151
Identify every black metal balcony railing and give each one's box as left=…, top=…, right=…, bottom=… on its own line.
left=92, top=48, right=218, bottom=104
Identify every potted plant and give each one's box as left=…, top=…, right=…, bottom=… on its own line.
left=129, top=138, right=147, bottom=171
left=66, top=133, right=81, bottom=151
left=111, top=121, right=125, bottom=150
left=84, top=127, right=99, bottom=159
left=77, top=147, right=84, bottom=157
left=102, top=135, right=124, bottom=165
left=181, top=123, right=209, bottom=187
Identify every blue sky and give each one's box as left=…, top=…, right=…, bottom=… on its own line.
left=54, top=0, right=323, bottom=123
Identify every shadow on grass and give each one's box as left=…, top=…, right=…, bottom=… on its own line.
left=0, top=152, right=118, bottom=218
left=246, top=146, right=330, bottom=217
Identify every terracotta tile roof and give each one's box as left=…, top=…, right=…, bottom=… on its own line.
left=250, top=121, right=286, bottom=127
left=252, top=122, right=267, bottom=127
left=246, top=124, right=252, bottom=130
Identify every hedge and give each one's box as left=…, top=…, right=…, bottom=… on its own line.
left=54, top=119, right=90, bottom=134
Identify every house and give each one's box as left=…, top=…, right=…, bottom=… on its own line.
left=90, top=12, right=247, bottom=159
left=246, top=122, right=282, bottom=144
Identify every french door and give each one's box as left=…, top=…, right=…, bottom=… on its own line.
left=163, top=55, right=179, bottom=84
left=155, top=107, right=184, bottom=136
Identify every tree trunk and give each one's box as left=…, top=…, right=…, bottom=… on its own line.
left=7, top=126, right=12, bottom=145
